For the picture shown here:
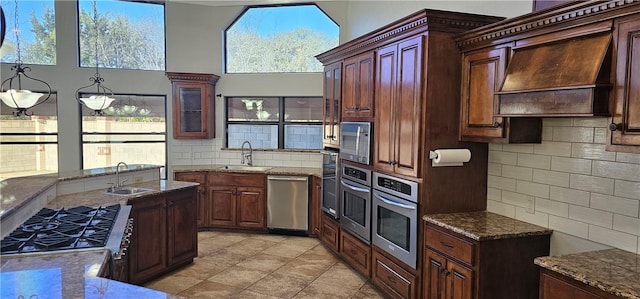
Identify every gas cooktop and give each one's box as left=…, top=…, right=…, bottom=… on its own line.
left=0, top=204, right=121, bottom=255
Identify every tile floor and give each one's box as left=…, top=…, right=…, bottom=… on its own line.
left=144, top=230, right=387, bottom=298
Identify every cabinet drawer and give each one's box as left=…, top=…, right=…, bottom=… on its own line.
left=373, top=251, right=416, bottom=299
left=540, top=270, right=614, bottom=299
left=426, top=227, right=474, bottom=265
left=340, top=230, right=371, bottom=278
left=209, top=172, right=265, bottom=187
left=320, top=213, right=340, bottom=253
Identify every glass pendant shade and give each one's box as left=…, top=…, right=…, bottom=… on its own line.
left=79, top=95, right=115, bottom=111
left=0, top=89, right=44, bottom=109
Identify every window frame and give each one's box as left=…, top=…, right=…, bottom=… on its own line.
left=225, top=96, right=323, bottom=149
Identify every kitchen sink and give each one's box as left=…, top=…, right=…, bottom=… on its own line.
left=105, top=187, right=154, bottom=196
left=219, top=165, right=273, bottom=171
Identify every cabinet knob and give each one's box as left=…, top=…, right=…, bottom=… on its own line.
left=493, top=121, right=502, bottom=128
left=387, top=275, right=397, bottom=284
left=609, top=123, right=621, bottom=131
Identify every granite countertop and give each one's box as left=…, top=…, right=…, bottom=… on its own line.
left=423, top=211, right=553, bottom=241
left=0, top=249, right=180, bottom=298
left=47, top=180, right=199, bottom=209
left=535, top=248, right=640, bottom=299
left=0, top=164, right=162, bottom=218
left=173, top=164, right=322, bottom=177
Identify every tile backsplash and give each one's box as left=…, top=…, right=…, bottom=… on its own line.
left=487, top=117, right=640, bottom=255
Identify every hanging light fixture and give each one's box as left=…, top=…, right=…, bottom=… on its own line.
left=0, top=0, right=52, bottom=117
left=75, top=0, right=114, bottom=116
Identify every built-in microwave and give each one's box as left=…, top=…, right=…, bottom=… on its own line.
left=340, top=122, right=372, bottom=165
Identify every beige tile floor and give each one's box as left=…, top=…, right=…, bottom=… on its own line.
left=144, top=231, right=387, bottom=298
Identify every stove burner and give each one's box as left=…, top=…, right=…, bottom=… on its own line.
left=33, top=233, right=76, bottom=249
left=35, top=208, right=58, bottom=218
left=8, top=230, right=34, bottom=240
left=22, top=222, right=60, bottom=233
left=82, top=230, right=109, bottom=246
left=1, top=239, right=23, bottom=252
left=54, top=223, right=84, bottom=235
left=58, top=214, right=90, bottom=224
left=67, top=206, right=95, bottom=215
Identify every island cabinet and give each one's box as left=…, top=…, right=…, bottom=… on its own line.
left=166, top=72, right=220, bottom=139
left=608, top=15, right=640, bottom=153
left=458, top=45, right=542, bottom=143
left=342, top=52, right=375, bottom=121
left=322, top=62, right=342, bottom=148
left=208, top=172, right=266, bottom=229
left=174, top=171, right=207, bottom=228
left=127, top=187, right=198, bottom=285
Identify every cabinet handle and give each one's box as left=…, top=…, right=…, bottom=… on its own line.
left=609, top=123, right=621, bottom=131
left=440, top=241, right=454, bottom=249
left=387, top=275, right=397, bottom=284
left=442, top=269, right=450, bottom=276
left=493, top=121, right=502, bottom=128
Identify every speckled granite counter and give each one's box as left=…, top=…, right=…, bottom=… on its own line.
left=535, top=248, right=640, bottom=299
left=0, top=249, right=180, bottom=298
left=173, top=164, right=322, bottom=177
left=47, top=180, right=199, bottom=209
left=423, top=211, right=552, bottom=240
left=0, top=164, right=161, bottom=218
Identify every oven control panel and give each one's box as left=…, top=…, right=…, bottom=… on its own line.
left=373, top=172, right=418, bottom=203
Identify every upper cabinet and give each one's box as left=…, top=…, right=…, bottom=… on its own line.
left=322, top=62, right=342, bottom=148
left=456, top=0, right=640, bottom=145
left=166, top=72, right=220, bottom=139
left=342, top=52, right=375, bottom=121
left=608, top=16, right=640, bottom=153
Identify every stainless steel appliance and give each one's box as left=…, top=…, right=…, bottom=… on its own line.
left=340, top=122, right=372, bottom=165
left=321, top=149, right=340, bottom=219
left=267, top=176, right=309, bottom=234
left=372, top=172, right=419, bottom=269
left=0, top=204, right=133, bottom=280
left=340, top=163, right=372, bottom=243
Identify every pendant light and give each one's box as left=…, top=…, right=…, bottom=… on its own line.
left=75, top=0, right=114, bottom=116
left=0, top=0, right=52, bottom=117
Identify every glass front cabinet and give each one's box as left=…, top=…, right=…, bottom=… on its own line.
left=166, top=72, right=220, bottom=139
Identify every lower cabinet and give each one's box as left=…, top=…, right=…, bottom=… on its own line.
left=423, top=223, right=550, bottom=299
left=372, top=247, right=419, bottom=299
left=309, top=176, right=322, bottom=236
left=340, top=230, right=371, bottom=278
left=174, top=171, right=207, bottom=228
left=208, top=172, right=266, bottom=229
left=539, top=269, right=617, bottom=299
left=128, top=187, right=198, bottom=285
left=320, top=212, right=340, bottom=253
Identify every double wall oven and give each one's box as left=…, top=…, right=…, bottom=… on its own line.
left=372, top=172, right=419, bottom=269
left=340, top=163, right=372, bottom=243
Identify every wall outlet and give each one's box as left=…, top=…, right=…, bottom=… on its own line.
left=526, top=198, right=535, bottom=214
left=133, top=176, right=143, bottom=183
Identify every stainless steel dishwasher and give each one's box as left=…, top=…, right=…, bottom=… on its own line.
left=267, top=175, right=309, bottom=234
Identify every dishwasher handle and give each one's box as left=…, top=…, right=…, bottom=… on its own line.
left=267, top=176, right=308, bottom=181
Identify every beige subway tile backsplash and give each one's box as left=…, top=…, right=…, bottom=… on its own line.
left=501, top=165, right=533, bottom=181
left=487, top=199, right=516, bottom=218
left=488, top=151, right=518, bottom=165
left=552, top=127, right=594, bottom=143
left=501, top=191, right=533, bottom=209
left=517, top=153, right=551, bottom=169
left=592, top=161, right=640, bottom=182
left=535, top=198, right=569, bottom=217
left=532, top=169, right=570, bottom=187
left=570, top=174, right=614, bottom=195
left=549, top=186, right=590, bottom=206
left=515, top=207, right=549, bottom=227
left=534, top=142, right=572, bottom=157
left=501, top=144, right=535, bottom=153
left=571, top=143, right=616, bottom=161
left=516, top=181, right=550, bottom=198
left=549, top=215, right=589, bottom=239
left=588, top=225, right=638, bottom=253
left=590, top=193, right=639, bottom=217
left=487, top=175, right=516, bottom=192
left=487, top=163, right=502, bottom=176
left=613, top=214, right=640, bottom=236
left=569, top=205, right=613, bottom=228
left=616, top=152, right=640, bottom=164
left=614, top=180, right=640, bottom=200
left=573, top=117, right=609, bottom=128
left=551, top=156, right=592, bottom=175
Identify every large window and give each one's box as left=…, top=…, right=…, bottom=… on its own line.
left=81, top=94, right=167, bottom=177
left=0, top=93, right=58, bottom=179
left=77, top=0, right=165, bottom=71
left=0, top=0, right=56, bottom=65
left=226, top=97, right=322, bottom=149
left=225, top=4, right=339, bottom=73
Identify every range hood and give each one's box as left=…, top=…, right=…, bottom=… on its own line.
left=496, top=33, right=612, bottom=117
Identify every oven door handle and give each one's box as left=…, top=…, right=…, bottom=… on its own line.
left=374, top=193, right=416, bottom=210
left=341, top=180, right=370, bottom=193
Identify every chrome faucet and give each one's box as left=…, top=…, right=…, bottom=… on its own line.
left=115, top=161, right=129, bottom=188
left=241, top=141, right=253, bottom=166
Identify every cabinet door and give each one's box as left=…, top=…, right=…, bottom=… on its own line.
left=446, top=261, right=473, bottom=299
left=167, top=72, right=218, bottom=140
left=609, top=16, right=640, bottom=151
left=343, top=52, right=374, bottom=120
left=374, top=43, right=397, bottom=173
left=310, top=176, right=322, bottom=236
left=393, top=36, right=423, bottom=177
left=320, top=213, right=340, bottom=253
left=167, top=189, right=198, bottom=267
left=174, top=172, right=207, bottom=227
left=236, top=186, right=266, bottom=228
left=323, top=62, right=342, bottom=147
left=460, top=46, right=507, bottom=140
left=209, top=186, right=236, bottom=227
left=128, top=196, right=168, bottom=284
left=340, top=230, right=371, bottom=278
left=424, top=249, right=447, bottom=299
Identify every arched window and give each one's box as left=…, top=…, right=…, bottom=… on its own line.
left=225, top=4, right=339, bottom=73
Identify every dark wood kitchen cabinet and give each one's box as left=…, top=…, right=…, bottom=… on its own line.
left=128, top=187, right=198, bottom=284
left=208, top=172, right=266, bottom=230
left=174, top=171, right=207, bottom=228
left=166, top=72, right=219, bottom=139
left=309, top=176, right=322, bottom=236
left=373, top=247, right=419, bottom=299
left=539, top=268, right=619, bottom=299
left=340, top=229, right=371, bottom=278
left=342, top=52, right=375, bottom=121
left=423, top=223, right=550, bottom=299
left=374, top=36, right=423, bottom=177
left=320, top=212, right=340, bottom=254
left=322, top=62, right=342, bottom=148
left=608, top=15, right=640, bottom=153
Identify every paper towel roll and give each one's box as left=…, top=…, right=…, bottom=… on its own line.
left=432, top=149, right=471, bottom=166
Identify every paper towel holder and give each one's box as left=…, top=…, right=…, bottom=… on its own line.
left=429, top=149, right=471, bottom=167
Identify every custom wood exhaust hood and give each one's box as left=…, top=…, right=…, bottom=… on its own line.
left=496, top=33, right=612, bottom=117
